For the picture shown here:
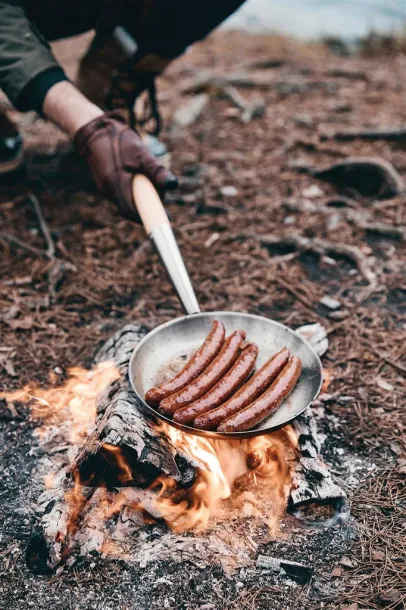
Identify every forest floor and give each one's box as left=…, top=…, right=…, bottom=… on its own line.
left=0, top=30, right=405, bottom=610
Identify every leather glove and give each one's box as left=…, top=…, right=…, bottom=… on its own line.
left=74, top=110, right=177, bottom=221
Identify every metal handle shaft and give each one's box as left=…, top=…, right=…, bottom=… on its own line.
left=132, top=175, right=200, bottom=315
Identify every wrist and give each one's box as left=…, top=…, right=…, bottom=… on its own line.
left=43, top=81, right=104, bottom=138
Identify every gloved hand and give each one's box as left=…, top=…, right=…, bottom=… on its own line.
left=74, top=110, right=177, bottom=220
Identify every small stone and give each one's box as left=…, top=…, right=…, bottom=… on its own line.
left=321, top=256, right=337, bottom=266
left=200, top=605, right=215, bottom=610
left=220, top=185, right=238, bottom=197
left=376, top=378, right=394, bottom=392
left=320, top=296, right=341, bottom=310
left=331, top=566, right=343, bottom=577
left=173, top=93, right=209, bottom=127
left=204, top=233, right=220, bottom=248
left=340, top=604, right=358, bottom=610
left=295, top=113, right=313, bottom=127
left=340, top=556, right=355, bottom=568
left=327, top=309, right=349, bottom=320
left=302, top=185, right=324, bottom=198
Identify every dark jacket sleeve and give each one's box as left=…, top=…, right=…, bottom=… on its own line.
left=0, top=0, right=67, bottom=111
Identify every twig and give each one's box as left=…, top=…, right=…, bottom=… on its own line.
left=28, top=190, right=56, bottom=259
left=331, top=127, right=406, bottom=142
left=283, top=199, right=405, bottom=240
left=374, top=351, right=406, bottom=375
left=181, top=74, right=265, bottom=123
left=275, top=276, right=323, bottom=319
left=0, top=232, right=46, bottom=257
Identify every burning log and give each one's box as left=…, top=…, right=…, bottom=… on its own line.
left=72, top=324, right=198, bottom=488
left=289, top=407, right=349, bottom=525
left=290, top=325, right=349, bottom=525
left=27, top=324, right=199, bottom=572
left=27, top=322, right=347, bottom=572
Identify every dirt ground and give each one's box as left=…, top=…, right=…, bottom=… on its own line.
left=0, top=30, right=405, bottom=610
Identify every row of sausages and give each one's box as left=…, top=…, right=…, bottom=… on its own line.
left=145, top=320, right=302, bottom=432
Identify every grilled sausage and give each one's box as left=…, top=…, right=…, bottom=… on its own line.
left=173, top=344, right=258, bottom=425
left=217, top=356, right=302, bottom=433
left=194, top=347, right=290, bottom=430
left=159, top=330, right=246, bottom=416
left=145, top=320, right=225, bottom=407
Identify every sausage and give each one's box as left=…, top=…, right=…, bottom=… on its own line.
left=194, top=347, right=290, bottom=430
left=173, top=344, right=258, bottom=425
left=159, top=330, right=246, bottom=416
left=145, top=320, right=225, bottom=407
left=217, top=356, right=302, bottom=433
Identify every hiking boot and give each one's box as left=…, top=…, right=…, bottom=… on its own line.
left=0, top=111, right=23, bottom=175
left=75, top=37, right=171, bottom=167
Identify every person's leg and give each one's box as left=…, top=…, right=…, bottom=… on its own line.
left=76, top=0, right=245, bottom=162
left=76, top=0, right=245, bottom=116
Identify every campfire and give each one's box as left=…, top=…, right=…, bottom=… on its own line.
left=1, top=322, right=347, bottom=574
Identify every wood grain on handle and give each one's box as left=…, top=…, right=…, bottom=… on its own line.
left=132, top=174, right=170, bottom=234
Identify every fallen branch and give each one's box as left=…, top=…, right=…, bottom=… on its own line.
left=257, top=233, right=377, bottom=287
left=182, top=72, right=336, bottom=96
left=330, top=126, right=406, bottom=142
left=297, top=157, right=405, bottom=199
left=282, top=199, right=405, bottom=240
left=180, top=74, right=265, bottom=123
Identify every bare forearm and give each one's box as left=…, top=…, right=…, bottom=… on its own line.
left=43, top=81, right=103, bottom=137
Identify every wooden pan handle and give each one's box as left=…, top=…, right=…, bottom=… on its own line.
left=132, top=174, right=170, bottom=234
left=131, top=174, right=200, bottom=314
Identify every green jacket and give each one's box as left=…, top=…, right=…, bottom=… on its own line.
left=0, top=0, right=101, bottom=110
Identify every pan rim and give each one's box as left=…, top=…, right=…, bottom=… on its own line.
left=128, top=311, right=323, bottom=440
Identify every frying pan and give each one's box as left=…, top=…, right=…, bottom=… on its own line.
left=128, top=176, right=323, bottom=439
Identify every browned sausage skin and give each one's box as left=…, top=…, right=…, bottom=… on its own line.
left=194, top=347, right=290, bottom=430
left=145, top=320, right=225, bottom=407
left=173, top=344, right=258, bottom=425
left=217, top=356, right=302, bottom=433
left=159, top=330, right=246, bottom=416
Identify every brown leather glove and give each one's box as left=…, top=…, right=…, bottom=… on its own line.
left=74, top=111, right=177, bottom=221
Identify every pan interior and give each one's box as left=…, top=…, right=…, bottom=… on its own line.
left=129, top=312, right=323, bottom=438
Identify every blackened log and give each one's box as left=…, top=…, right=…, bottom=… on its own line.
left=27, top=324, right=198, bottom=572
left=72, top=324, right=198, bottom=488
left=289, top=407, right=349, bottom=525
left=290, top=325, right=349, bottom=525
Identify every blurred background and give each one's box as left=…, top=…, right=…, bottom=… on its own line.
left=225, top=0, right=405, bottom=39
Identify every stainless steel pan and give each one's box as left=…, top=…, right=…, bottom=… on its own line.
left=128, top=176, right=323, bottom=439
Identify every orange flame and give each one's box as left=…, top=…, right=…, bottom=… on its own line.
left=322, top=367, right=332, bottom=393
left=0, top=361, right=120, bottom=444
left=1, top=361, right=298, bottom=542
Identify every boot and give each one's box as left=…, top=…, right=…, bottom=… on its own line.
left=75, top=36, right=171, bottom=167
left=0, top=111, right=23, bottom=175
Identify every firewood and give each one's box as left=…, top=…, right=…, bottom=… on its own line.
left=291, top=325, right=349, bottom=525
left=309, top=157, right=405, bottom=199
left=72, top=324, right=198, bottom=488
left=26, top=322, right=347, bottom=572
left=26, top=324, right=199, bottom=572
left=331, top=127, right=406, bottom=142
